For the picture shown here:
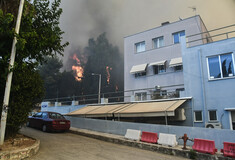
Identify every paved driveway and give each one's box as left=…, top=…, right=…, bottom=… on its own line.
left=20, top=127, right=189, bottom=160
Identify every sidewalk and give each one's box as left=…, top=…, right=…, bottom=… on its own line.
left=69, top=127, right=234, bottom=160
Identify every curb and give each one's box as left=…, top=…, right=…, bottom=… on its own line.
left=69, top=128, right=234, bottom=160
left=0, top=139, right=40, bottom=160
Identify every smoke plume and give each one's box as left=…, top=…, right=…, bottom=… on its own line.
left=59, top=0, right=235, bottom=66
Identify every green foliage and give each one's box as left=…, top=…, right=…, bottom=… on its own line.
left=0, top=0, right=68, bottom=137
left=189, top=149, right=197, bottom=159
left=38, top=56, right=63, bottom=99
left=6, top=65, right=44, bottom=137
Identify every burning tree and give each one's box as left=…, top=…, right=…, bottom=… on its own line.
left=82, top=33, right=124, bottom=102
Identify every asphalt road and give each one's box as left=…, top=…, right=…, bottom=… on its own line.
left=20, top=127, right=189, bottom=160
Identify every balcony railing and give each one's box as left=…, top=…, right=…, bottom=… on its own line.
left=186, top=24, right=235, bottom=47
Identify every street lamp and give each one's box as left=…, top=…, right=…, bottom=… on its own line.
left=91, top=73, right=101, bottom=104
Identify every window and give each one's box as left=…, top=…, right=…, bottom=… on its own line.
left=160, top=90, right=167, bottom=97
left=135, top=72, right=146, bottom=77
left=42, top=113, right=48, bottom=119
left=209, top=110, right=217, bottom=121
left=194, top=111, right=203, bottom=122
left=172, top=31, right=185, bottom=44
left=153, top=36, right=164, bottom=48
left=135, top=41, right=145, bottom=53
left=207, top=53, right=235, bottom=80
left=174, top=65, right=183, bottom=71
left=135, top=92, right=147, bottom=101
left=49, top=113, right=65, bottom=119
left=153, top=65, right=166, bottom=74
left=176, top=88, right=184, bottom=97
left=34, top=112, right=42, bottom=118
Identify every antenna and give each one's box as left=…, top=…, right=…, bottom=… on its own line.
left=189, top=6, right=197, bottom=16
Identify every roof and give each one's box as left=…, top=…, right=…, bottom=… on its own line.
left=124, top=15, right=201, bottom=38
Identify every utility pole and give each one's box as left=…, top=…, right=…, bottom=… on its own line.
left=0, top=0, right=25, bottom=145
left=91, top=73, right=101, bottom=104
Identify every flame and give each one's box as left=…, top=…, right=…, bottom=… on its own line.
left=115, top=85, right=119, bottom=91
left=106, top=66, right=112, bottom=84
left=72, top=54, right=84, bottom=81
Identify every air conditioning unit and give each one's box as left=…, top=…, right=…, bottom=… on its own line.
left=205, top=122, right=222, bottom=129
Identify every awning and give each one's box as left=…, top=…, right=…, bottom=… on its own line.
left=114, top=100, right=186, bottom=117
left=149, top=60, right=166, bottom=66
left=130, top=64, right=147, bottom=74
left=169, top=57, right=182, bottom=67
left=67, top=106, right=101, bottom=116
left=77, top=104, right=129, bottom=117
left=67, top=99, right=187, bottom=118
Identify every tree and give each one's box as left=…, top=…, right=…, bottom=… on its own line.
left=38, top=56, right=63, bottom=99
left=0, top=0, right=68, bottom=137
left=83, top=33, right=124, bottom=102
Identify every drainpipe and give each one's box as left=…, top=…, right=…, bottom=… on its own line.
left=198, top=49, right=208, bottom=125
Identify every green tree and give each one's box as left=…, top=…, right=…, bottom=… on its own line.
left=38, top=56, right=63, bottom=99
left=0, top=0, right=68, bottom=137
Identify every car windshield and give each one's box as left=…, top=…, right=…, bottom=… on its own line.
left=48, top=113, right=65, bottom=119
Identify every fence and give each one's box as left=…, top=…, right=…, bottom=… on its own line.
left=187, top=24, right=235, bottom=47
left=42, top=85, right=185, bottom=107
left=65, top=116, right=235, bottom=150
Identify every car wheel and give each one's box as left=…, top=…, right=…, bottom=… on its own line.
left=42, top=125, right=47, bottom=132
left=26, top=122, right=30, bottom=127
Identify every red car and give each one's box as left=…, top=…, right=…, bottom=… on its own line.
left=27, top=111, right=70, bottom=132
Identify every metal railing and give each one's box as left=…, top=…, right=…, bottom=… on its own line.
left=187, top=24, right=235, bottom=47
left=42, top=84, right=184, bottom=106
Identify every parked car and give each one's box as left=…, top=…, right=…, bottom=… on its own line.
left=27, top=111, right=70, bottom=132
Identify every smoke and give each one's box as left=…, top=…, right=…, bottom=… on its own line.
left=59, top=0, right=235, bottom=66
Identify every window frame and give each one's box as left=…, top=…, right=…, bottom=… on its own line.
left=152, top=36, right=164, bottom=49
left=207, top=53, right=235, bottom=80
left=153, top=64, right=166, bottom=74
left=174, top=65, right=183, bottom=71
left=135, top=92, right=147, bottom=101
left=135, top=41, right=146, bottom=53
left=172, top=30, right=185, bottom=44
left=135, top=71, right=146, bottom=77
left=194, top=111, right=203, bottom=122
left=208, top=110, right=218, bottom=122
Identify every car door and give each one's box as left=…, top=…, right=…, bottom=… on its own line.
left=34, top=112, right=43, bottom=129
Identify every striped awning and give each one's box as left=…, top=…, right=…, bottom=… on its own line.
left=149, top=60, right=166, bottom=66
left=67, top=99, right=187, bottom=118
left=130, top=64, right=147, bottom=74
left=169, top=57, right=182, bottom=67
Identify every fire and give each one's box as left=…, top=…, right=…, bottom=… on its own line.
left=71, top=54, right=84, bottom=81
left=115, top=85, right=119, bottom=91
left=106, top=66, right=112, bottom=84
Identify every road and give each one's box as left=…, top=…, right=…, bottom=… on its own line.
left=20, top=127, right=189, bottom=160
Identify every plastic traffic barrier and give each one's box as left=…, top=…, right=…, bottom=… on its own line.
left=221, top=142, right=235, bottom=158
left=141, top=131, right=158, bottom=144
left=192, top=138, right=217, bottom=155
left=158, top=133, right=178, bottom=147
left=124, top=129, right=141, bottom=141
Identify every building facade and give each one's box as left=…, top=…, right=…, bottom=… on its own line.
left=181, top=37, right=235, bottom=130
left=124, top=15, right=210, bottom=102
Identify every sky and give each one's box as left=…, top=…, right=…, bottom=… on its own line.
left=59, top=0, right=235, bottom=66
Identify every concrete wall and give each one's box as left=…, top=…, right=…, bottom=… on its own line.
left=66, top=116, right=235, bottom=150
left=182, top=37, right=235, bottom=129
left=124, top=16, right=206, bottom=101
